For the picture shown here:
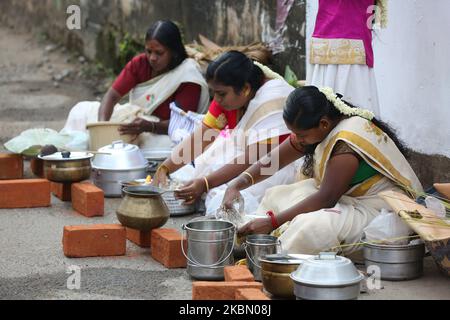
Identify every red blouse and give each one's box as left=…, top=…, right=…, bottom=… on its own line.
left=112, top=53, right=201, bottom=120
left=203, top=100, right=289, bottom=144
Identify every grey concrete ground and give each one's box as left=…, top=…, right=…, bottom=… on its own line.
left=0, top=26, right=449, bottom=301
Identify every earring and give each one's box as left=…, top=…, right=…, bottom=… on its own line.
left=244, top=88, right=251, bottom=97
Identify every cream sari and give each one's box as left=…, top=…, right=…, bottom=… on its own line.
left=61, top=58, right=209, bottom=149
left=185, top=79, right=297, bottom=215
left=258, top=116, right=423, bottom=255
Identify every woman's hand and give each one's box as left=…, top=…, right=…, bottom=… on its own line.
left=119, top=118, right=155, bottom=136
left=152, top=165, right=170, bottom=188
left=174, top=178, right=207, bottom=205
left=237, top=217, right=273, bottom=237
left=222, top=186, right=243, bottom=210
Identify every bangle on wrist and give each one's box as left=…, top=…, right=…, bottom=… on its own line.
left=150, top=121, right=156, bottom=133
left=157, top=164, right=170, bottom=175
left=266, top=210, right=279, bottom=229
left=242, top=171, right=255, bottom=186
left=203, top=177, right=210, bottom=193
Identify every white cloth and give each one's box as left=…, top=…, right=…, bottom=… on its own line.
left=307, top=64, right=380, bottom=118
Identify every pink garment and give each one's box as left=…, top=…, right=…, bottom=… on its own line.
left=313, top=0, right=375, bottom=67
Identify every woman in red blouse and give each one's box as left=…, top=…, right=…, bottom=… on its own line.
left=62, top=20, right=209, bottom=144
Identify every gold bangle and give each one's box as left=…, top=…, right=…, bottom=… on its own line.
left=203, top=177, right=210, bottom=193
left=157, top=164, right=170, bottom=175
left=242, top=171, right=255, bottom=186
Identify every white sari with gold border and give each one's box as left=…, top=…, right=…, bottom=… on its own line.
left=257, top=117, right=422, bottom=255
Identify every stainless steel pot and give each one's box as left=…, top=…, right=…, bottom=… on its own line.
left=91, top=141, right=148, bottom=197
left=363, top=240, right=425, bottom=280
left=244, top=234, right=281, bottom=282
left=38, top=151, right=93, bottom=182
left=93, top=168, right=147, bottom=198
left=116, top=186, right=170, bottom=231
left=182, top=218, right=235, bottom=280
left=290, top=252, right=364, bottom=300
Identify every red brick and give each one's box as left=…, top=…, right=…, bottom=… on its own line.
left=192, top=282, right=263, bottom=300
left=126, top=227, right=152, bottom=248
left=71, top=182, right=104, bottom=217
left=0, top=153, right=23, bottom=180
left=30, top=158, right=44, bottom=178
left=224, top=265, right=255, bottom=282
left=0, top=179, right=50, bottom=208
left=151, top=228, right=187, bottom=268
left=235, top=288, right=270, bottom=300
left=51, top=182, right=72, bottom=202
left=63, top=224, right=126, bottom=258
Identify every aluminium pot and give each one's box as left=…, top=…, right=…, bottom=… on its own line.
left=116, top=186, right=170, bottom=231
left=38, top=151, right=93, bottom=183
left=290, top=252, right=364, bottom=300
left=363, top=239, right=425, bottom=281
left=91, top=141, right=148, bottom=197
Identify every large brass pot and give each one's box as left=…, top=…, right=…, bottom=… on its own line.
left=260, top=256, right=303, bottom=299
left=39, top=152, right=93, bottom=182
left=116, top=186, right=169, bottom=231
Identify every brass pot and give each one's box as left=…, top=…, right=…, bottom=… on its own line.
left=116, top=186, right=169, bottom=231
left=260, top=256, right=302, bottom=299
left=39, top=152, right=93, bottom=183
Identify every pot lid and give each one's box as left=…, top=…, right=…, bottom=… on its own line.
left=290, top=252, right=364, bottom=287
left=38, top=151, right=93, bottom=161
left=142, top=148, right=172, bottom=161
left=92, top=141, right=147, bottom=170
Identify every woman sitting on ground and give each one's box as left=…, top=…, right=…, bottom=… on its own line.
left=62, top=20, right=209, bottom=149
left=223, top=86, right=422, bottom=255
left=153, top=51, right=297, bottom=213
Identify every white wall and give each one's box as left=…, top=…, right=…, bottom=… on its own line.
left=306, top=0, right=450, bottom=158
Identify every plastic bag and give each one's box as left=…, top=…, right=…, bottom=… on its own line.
left=206, top=189, right=259, bottom=220
left=363, top=209, right=413, bottom=245
left=424, top=196, right=446, bottom=218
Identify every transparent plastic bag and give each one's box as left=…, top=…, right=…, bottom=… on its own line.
left=424, top=196, right=446, bottom=218
left=363, top=209, right=413, bottom=245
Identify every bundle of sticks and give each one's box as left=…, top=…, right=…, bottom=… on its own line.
left=185, top=34, right=272, bottom=72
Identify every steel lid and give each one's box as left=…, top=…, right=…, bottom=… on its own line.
left=92, top=140, right=147, bottom=170
left=290, top=252, right=364, bottom=287
left=38, top=151, right=93, bottom=161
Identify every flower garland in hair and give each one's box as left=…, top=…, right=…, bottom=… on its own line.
left=319, top=87, right=375, bottom=121
left=253, top=61, right=285, bottom=81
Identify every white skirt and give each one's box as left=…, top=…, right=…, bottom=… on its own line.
left=307, top=64, right=380, bottom=118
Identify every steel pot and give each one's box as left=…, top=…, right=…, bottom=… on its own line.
left=116, top=186, right=169, bottom=231
left=92, top=141, right=148, bottom=197
left=244, top=234, right=281, bottom=281
left=363, top=239, right=425, bottom=280
left=259, top=254, right=311, bottom=299
left=38, top=151, right=93, bottom=182
left=182, top=218, right=235, bottom=280
left=290, top=252, right=364, bottom=300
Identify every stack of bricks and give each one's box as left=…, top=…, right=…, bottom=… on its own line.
left=192, top=265, right=270, bottom=300
left=71, top=182, right=104, bottom=217
left=63, top=224, right=126, bottom=258
left=150, top=228, right=187, bottom=268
